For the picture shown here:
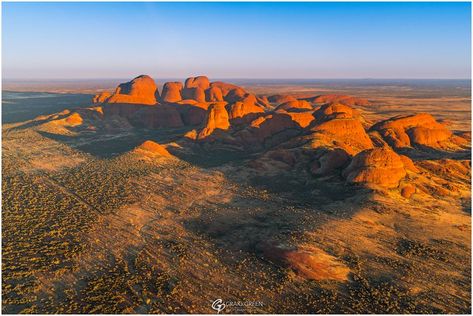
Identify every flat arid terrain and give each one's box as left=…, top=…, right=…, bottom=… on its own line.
left=2, top=77, right=471, bottom=313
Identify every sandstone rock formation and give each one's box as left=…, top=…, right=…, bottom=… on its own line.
left=399, top=155, right=420, bottom=173
left=307, top=104, right=373, bottom=155
left=131, top=104, right=184, bottom=129
left=235, top=113, right=300, bottom=148
left=206, top=86, right=224, bottom=102
left=133, top=140, right=172, bottom=158
left=275, top=100, right=313, bottom=112
left=210, top=82, right=247, bottom=103
left=342, top=147, right=410, bottom=188
left=371, top=113, right=453, bottom=149
left=401, top=184, right=416, bottom=198
left=227, top=94, right=265, bottom=121
left=267, top=94, right=297, bottom=105
left=314, top=103, right=361, bottom=122
left=282, top=112, right=315, bottom=128
left=198, top=103, right=230, bottom=139
left=161, top=82, right=183, bottom=103
left=105, top=75, right=158, bottom=105
left=92, top=92, right=111, bottom=104
left=310, top=94, right=370, bottom=107
left=177, top=101, right=209, bottom=126
left=310, top=148, right=351, bottom=176
left=185, top=76, right=210, bottom=90
left=182, top=87, right=206, bottom=102
left=64, top=112, right=84, bottom=126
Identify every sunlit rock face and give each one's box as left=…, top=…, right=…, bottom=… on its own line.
left=342, top=147, right=410, bottom=188
left=133, top=140, right=173, bottom=158
left=197, top=102, right=230, bottom=139
left=105, top=75, right=158, bottom=105
left=371, top=113, right=453, bottom=149
left=161, top=82, right=183, bottom=103
left=275, top=100, right=313, bottom=112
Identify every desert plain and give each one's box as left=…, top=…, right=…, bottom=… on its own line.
left=1, top=76, right=471, bottom=313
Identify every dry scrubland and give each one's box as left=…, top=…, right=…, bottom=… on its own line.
left=1, top=79, right=471, bottom=313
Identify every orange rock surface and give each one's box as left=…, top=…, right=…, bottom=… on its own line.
left=371, top=113, right=453, bottom=149
left=92, top=92, right=111, bottom=104
left=206, top=86, right=224, bottom=102
left=306, top=103, right=373, bottom=155
left=314, top=103, right=360, bottom=121
left=106, top=75, right=158, bottom=105
left=185, top=76, right=210, bottom=90
left=275, top=100, right=313, bottom=112
left=310, top=119, right=373, bottom=155
left=236, top=113, right=300, bottom=147
left=401, top=184, right=416, bottom=198
left=182, top=87, right=206, bottom=102
left=134, top=140, right=172, bottom=158
left=283, top=112, right=315, bottom=128
left=399, top=155, right=419, bottom=173
left=198, top=103, right=230, bottom=139
left=161, top=82, right=183, bottom=103
left=343, top=147, right=409, bottom=188
left=210, top=82, right=247, bottom=103
left=64, top=112, right=84, bottom=126
left=267, top=94, right=297, bottom=105
left=228, top=95, right=265, bottom=120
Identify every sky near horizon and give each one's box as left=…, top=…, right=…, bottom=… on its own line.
left=2, top=2, right=471, bottom=80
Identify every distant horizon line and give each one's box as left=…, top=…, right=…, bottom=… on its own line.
left=3, top=77, right=471, bottom=82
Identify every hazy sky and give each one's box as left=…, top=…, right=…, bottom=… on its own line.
left=2, top=2, right=471, bottom=79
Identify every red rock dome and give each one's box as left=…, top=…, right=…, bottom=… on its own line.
left=106, top=75, right=158, bottom=105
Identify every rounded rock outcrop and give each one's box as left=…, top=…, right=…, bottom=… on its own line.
left=275, top=100, right=313, bottom=112
left=267, top=94, right=297, bottom=105
left=133, top=140, right=172, bottom=158
left=182, top=87, right=206, bottom=103
left=161, top=82, right=183, bottom=103
left=106, top=75, right=158, bottom=105
left=210, top=82, right=248, bottom=103
left=185, top=76, right=210, bottom=90
left=206, top=86, right=224, bottom=102
left=228, top=95, right=265, bottom=120
left=198, top=103, right=231, bottom=139
left=342, top=147, right=409, bottom=188
left=371, top=113, right=453, bottom=149
left=306, top=103, right=373, bottom=155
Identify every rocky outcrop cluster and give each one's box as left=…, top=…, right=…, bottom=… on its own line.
left=88, top=74, right=466, bottom=192
left=342, top=147, right=415, bottom=188
left=371, top=113, right=454, bottom=149
left=93, top=75, right=268, bottom=130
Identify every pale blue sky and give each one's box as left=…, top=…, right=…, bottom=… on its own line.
left=2, top=2, right=471, bottom=79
